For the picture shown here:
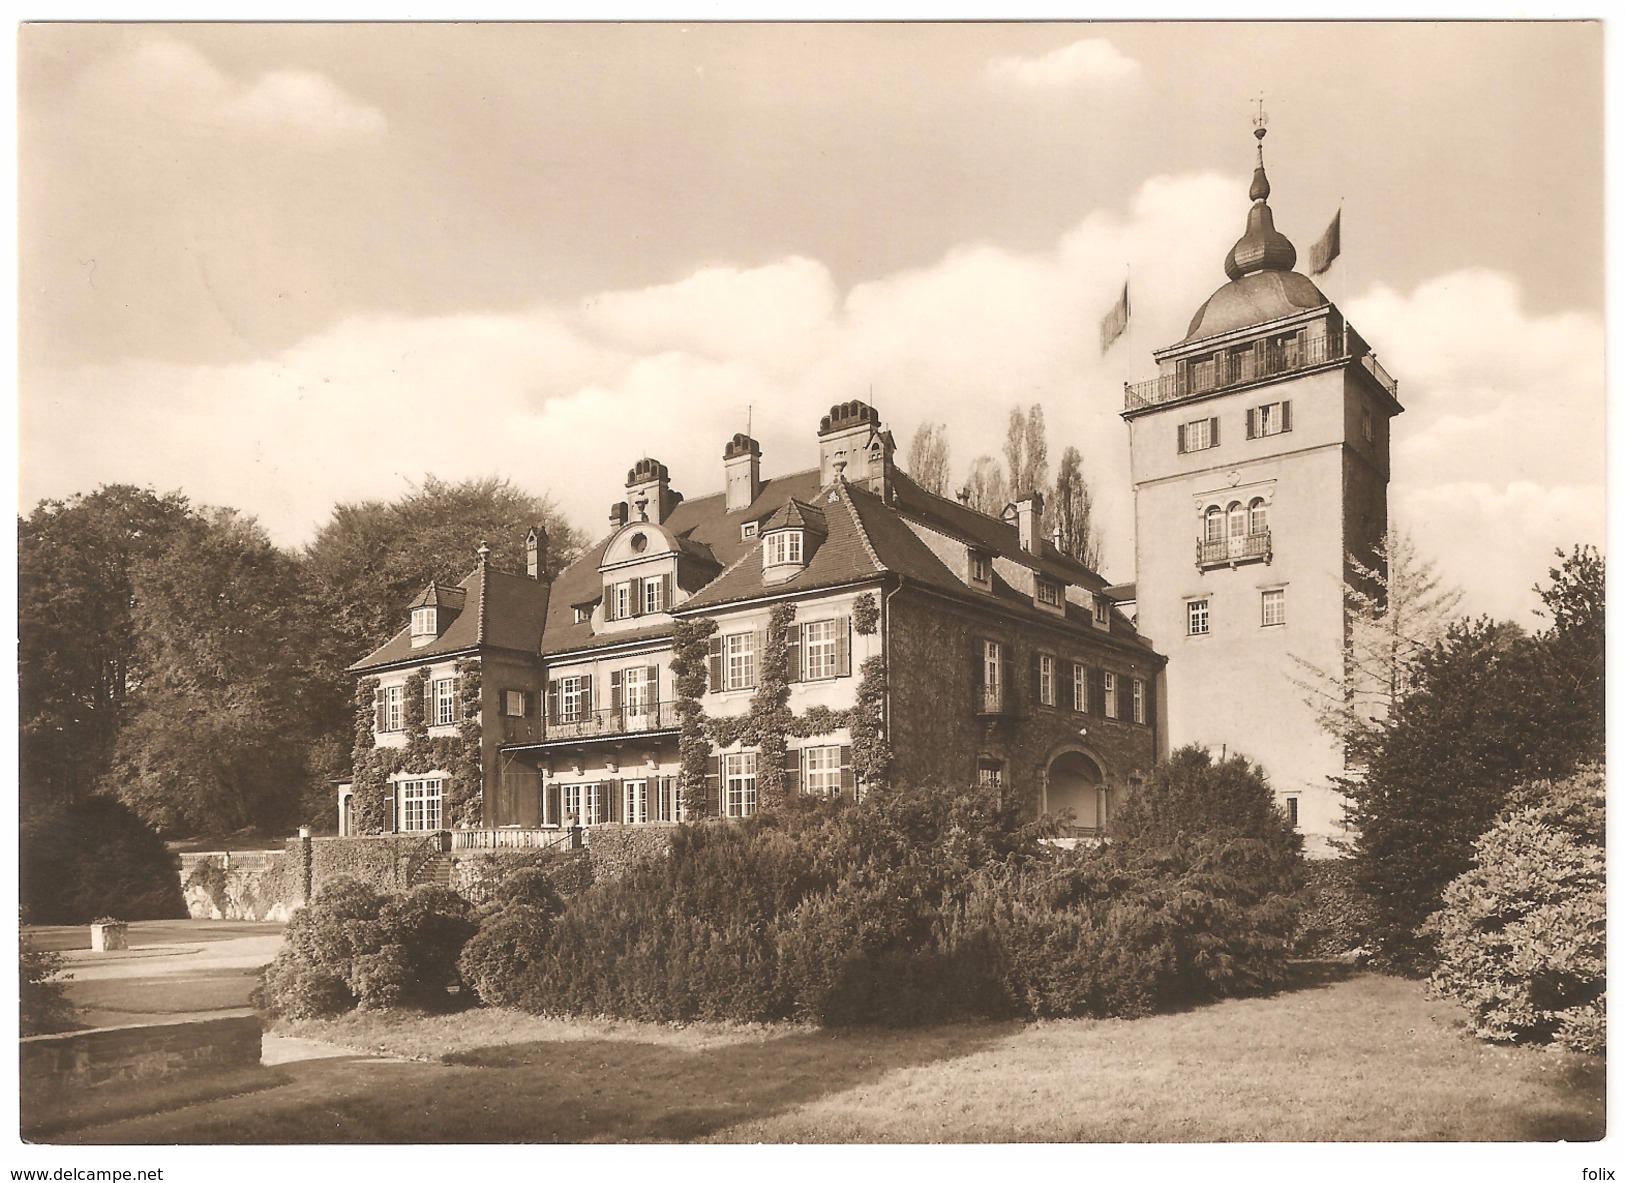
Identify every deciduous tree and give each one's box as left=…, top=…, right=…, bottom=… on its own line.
left=1052, top=445, right=1104, bottom=571
left=906, top=421, right=952, bottom=497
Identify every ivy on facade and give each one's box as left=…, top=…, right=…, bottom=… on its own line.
left=672, top=598, right=894, bottom=815
left=349, top=658, right=484, bottom=833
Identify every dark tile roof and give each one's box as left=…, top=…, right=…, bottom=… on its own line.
left=762, top=499, right=827, bottom=534
left=351, top=562, right=550, bottom=672
left=534, top=462, right=1156, bottom=659
left=539, top=469, right=824, bottom=653
left=408, top=581, right=467, bottom=610
left=680, top=483, right=887, bottom=611
left=888, top=469, right=1110, bottom=591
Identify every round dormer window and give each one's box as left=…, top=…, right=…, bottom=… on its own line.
left=629, top=532, right=648, bottom=553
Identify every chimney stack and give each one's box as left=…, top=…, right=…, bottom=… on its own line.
left=526, top=525, right=549, bottom=580
left=817, top=400, right=893, bottom=492
left=723, top=433, right=762, bottom=512
left=1015, top=491, right=1045, bottom=554
left=625, top=458, right=682, bottom=525
left=956, top=488, right=972, bottom=506
left=609, top=501, right=629, bottom=529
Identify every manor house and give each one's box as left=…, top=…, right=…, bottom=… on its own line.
left=342, top=125, right=1399, bottom=856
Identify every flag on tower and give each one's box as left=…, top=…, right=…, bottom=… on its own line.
left=1310, top=207, right=1342, bottom=276
left=1099, top=281, right=1130, bottom=354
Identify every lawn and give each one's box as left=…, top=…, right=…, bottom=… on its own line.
left=56, top=967, right=1603, bottom=1144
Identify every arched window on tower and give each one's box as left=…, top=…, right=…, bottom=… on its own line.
left=1249, top=497, right=1268, bottom=536
left=1205, top=505, right=1225, bottom=544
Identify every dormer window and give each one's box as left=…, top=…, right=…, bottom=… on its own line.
left=573, top=605, right=590, bottom=625
left=1036, top=577, right=1063, bottom=608
left=766, top=531, right=803, bottom=567
left=969, top=551, right=990, bottom=586
left=410, top=607, right=438, bottom=647
left=741, top=521, right=759, bottom=540
left=1093, top=594, right=1110, bottom=625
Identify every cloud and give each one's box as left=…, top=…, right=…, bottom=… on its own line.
left=70, top=36, right=386, bottom=139
left=20, top=173, right=1603, bottom=628
left=986, top=39, right=1141, bottom=92
left=1349, top=269, right=1604, bottom=620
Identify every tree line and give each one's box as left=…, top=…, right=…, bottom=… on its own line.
left=906, top=403, right=1104, bottom=572
left=20, top=478, right=584, bottom=842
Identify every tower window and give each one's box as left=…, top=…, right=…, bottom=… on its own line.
left=1187, top=598, right=1210, bottom=636
left=1262, top=588, right=1286, bottom=627
left=1178, top=416, right=1219, bottom=454
left=1248, top=400, right=1294, bottom=438
left=1249, top=498, right=1269, bottom=535
left=1285, top=796, right=1300, bottom=828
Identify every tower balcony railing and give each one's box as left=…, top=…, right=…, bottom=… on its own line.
left=1124, top=328, right=1398, bottom=411
left=544, top=700, right=678, bottom=741
left=1198, top=529, right=1272, bottom=569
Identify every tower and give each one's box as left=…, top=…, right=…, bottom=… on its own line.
left=1122, top=115, right=1404, bottom=854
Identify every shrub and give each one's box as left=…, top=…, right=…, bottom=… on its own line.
left=20, top=936, right=78, bottom=1035
left=1293, top=859, right=1379, bottom=958
left=1422, top=765, right=1605, bottom=1054
left=256, top=877, right=477, bottom=1018
left=483, top=779, right=1303, bottom=1027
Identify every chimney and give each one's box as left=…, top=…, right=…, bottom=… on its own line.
left=956, top=488, right=972, bottom=506
left=525, top=525, right=549, bottom=580
left=1015, top=491, right=1045, bottom=554
left=609, top=501, right=629, bottom=529
left=625, top=458, right=682, bottom=525
left=723, top=433, right=762, bottom=513
left=818, top=400, right=891, bottom=487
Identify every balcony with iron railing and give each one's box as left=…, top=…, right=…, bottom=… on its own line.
left=543, top=700, right=679, bottom=742
left=1198, top=529, right=1272, bottom=569
left=1124, top=328, right=1397, bottom=412
left=974, top=685, right=1015, bottom=718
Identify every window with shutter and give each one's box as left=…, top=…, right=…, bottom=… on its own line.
left=839, top=745, right=855, bottom=795
left=1281, top=400, right=1293, bottom=431
left=786, top=625, right=803, bottom=682
left=1247, top=408, right=1258, bottom=439
left=609, top=669, right=623, bottom=714
left=375, top=689, right=386, bottom=731
left=705, top=755, right=721, bottom=816
left=835, top=616, right=851, bottom=677
left=1209, top=416, right=1220, bottom=446
left=1177, top=423, right=1187, bottom=454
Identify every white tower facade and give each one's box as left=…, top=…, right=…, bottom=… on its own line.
left=1122, top=125, right=1404, bottom=854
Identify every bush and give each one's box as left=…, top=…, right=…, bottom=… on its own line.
left=255, top=877, right=477, bottom=1018
left=1293, top=859, right=1379, bottom=958
left=479, top=778, right=1303, bottom=1027
left=20, top=796, right=187, bottom=924
left=1422, top=765, right=1605, bottom=1054
left=20, top=936, right=78, bottom=1036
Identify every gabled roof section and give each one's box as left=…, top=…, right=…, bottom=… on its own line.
left=407, top=581, right=467, bottom=611
left=677, top=481, right=886, bottom=611
left=351, top=563, right=550, bottom=673
left=761, top=498, right=828, bottom=535
left=887, top=469, right=1110, bottom=591
left=540, top=468, right=825, bottom=653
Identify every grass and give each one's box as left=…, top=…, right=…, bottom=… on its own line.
left=51, top=967, right=1603, bottom=1145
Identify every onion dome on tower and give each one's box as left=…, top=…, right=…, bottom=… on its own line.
left=1181, top=105, right=1328, bottom=343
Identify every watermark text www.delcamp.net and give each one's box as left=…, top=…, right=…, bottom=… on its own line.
left=10, top=1170, right=164, bottom=1181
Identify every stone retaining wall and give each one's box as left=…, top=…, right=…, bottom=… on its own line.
left=20, top=1015, right=263, bottom=1117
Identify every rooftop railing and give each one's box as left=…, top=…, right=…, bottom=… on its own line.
left=1125, top=328, right=1398, bottom=412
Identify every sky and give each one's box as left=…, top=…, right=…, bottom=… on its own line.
left=17, top=21, right=1605, bottom=624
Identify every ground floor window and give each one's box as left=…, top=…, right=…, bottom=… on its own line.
left=623, top=779, right=648, bottom=824
left=1285, top=795, right=1300, bottom=828
left=562, top=782, right=604, bottom=826
left=398, top=778, right=443, bottom=831
left=653, top=775, right=684, bottom=822
left=803, top=745, right=843, bottom=795
left=977, top=759, right=1004, bottom=788
left=723, top=752, right=758, bottom=818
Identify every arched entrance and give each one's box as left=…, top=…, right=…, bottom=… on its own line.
left=1046, top=750, right=1106, bottom=831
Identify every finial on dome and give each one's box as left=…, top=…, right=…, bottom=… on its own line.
left=1223, top=98, right=1296, bottom=281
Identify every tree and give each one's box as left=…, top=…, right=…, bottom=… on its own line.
left=1340, top=617, right=1580, bottom=968
left=103, top=508, right=312, bottom=834
left=1002, top=409, right=1027, bottom=498
left=1292, top=527, right=1463, bottom=763
left=298, top=475, right=585, bottom=826
left=1051, top=446, right=1104, bottom=571
left=1001, top=404, right=1049, bottom=498
left=1531, top=545, right=1604, bottom=763
left=19, top=486, right=194, bottom=811
left=962, top=455, right=1007, bottom=517
left=906, top=421, right=952, bottom=497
